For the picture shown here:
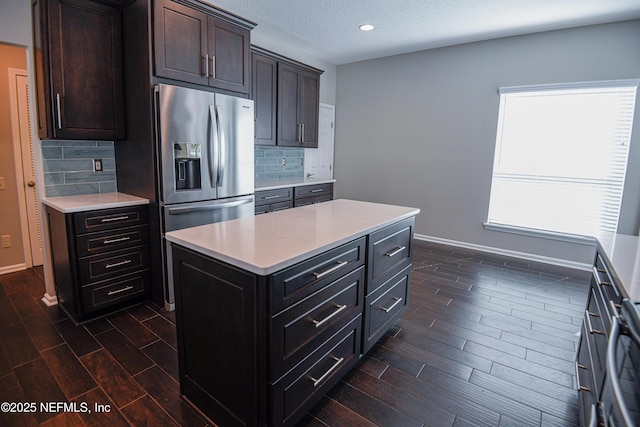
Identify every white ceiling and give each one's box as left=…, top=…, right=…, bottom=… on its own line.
left=205, top=0, right=640, bottom=65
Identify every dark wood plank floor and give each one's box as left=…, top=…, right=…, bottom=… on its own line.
left=0, top=240, right=591, bottom=426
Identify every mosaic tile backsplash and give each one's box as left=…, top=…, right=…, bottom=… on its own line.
left=254, top=146, right=304, bottom=182
left=41, top=140, right=117, bottom=197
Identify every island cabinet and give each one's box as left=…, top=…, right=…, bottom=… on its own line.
left=45, top=204, right=151, bottom=324
left=576, top=249, right=625, bottom=426
left=153, top=0, right=253, bottom=94
left=32, top=0, right=125, bottom=140
left=168, top=201, right=418, bottom=426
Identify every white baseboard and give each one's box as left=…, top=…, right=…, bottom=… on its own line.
left=0, top=263, right=27, bottom=275
left=41, top=292, right=58, bottom=306
left=413, top=233, right=591, bottom=272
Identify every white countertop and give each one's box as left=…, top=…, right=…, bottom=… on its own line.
left=256, top=177, right=336, bottom=191
left=166, top=199, right=420, bottom=275
left=42, top=192, right=149, bottom=213
left=596, top=233, right=640, bottom=300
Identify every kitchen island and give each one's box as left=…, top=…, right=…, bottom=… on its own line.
left=165, top=199, right=419, bottom=427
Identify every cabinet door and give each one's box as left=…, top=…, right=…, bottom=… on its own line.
left=278, top=62, right=302, bottom=146
left=299, top=71, right=320, bottom=148
left=208, top=16, right=250, bottom=94
left=252, top=53, right=277, bottom=145
left=44, top=0, right=125, bottom=140
left=154, top=0, right=209, bottom=86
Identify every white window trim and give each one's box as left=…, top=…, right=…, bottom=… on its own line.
left=499, top=79, right=640, bottom=94
left=483, top=222, right=597, bottom=246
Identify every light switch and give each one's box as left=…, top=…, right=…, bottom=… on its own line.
left=0, top=177, right=5, bottom=190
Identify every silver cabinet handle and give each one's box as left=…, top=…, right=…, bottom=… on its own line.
left=310, top=304, right=347, bottom=328
left=298, top=123, right=302, bottom=143
left=263, top=195, right=281, bottom=200
left=384, top=246, right=406, bottom=257
left=301, top=123, right=305, bottom=144
left=103, top=236, right=131, bottom=245
left=204, top=54, right=209, bottom=77
left=310, top=356, right=344, bottom=387
left=55, top=93, right=62, bottom=129
left=380, top=297, right=403, bottom=313
left=574, top=361, right=591, bottom=392
left=585, top=310, right=605, bottom=335
left=310, top=189, right=323, bottom=193
left=312, top=260, right=348, bottom=278
left=105, top=259, right=132, bottom=269
left=210, top=55, right=216, bottom=79
left=101, top=216, right=130, bottom=223
left=107, top=285, right=134, bottom=296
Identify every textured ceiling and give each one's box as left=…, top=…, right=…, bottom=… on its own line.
left=205, top=0, right=640, bottom=65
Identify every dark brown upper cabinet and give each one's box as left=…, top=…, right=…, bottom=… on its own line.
left=278, top=62, right=320, bottom=148
left=154, top=0, right=254, bottom=94
left=32, top=0, right=125, bottom=140
left=251, top=52, right=277, bottom=145
left=251, top=47, right=323, bottom=148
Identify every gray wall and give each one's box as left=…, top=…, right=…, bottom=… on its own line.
left=334, top=20, right=640, bottom=265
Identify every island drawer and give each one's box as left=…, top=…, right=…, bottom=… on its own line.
left=368, top=217, right=414, bottom=287
left=74, top=205, right=148, bottom=234
left=76, top=225, right=149, bottom=257
left=81, top=270, right=149, bottom=314
left=363, top=264, right=411, bottom=352
left=270, top=266, right=364, bottom=380
left=270, top=237, right=366, bottom=313
left=271, top=315, right=361, bottom=427
left=77, top=245, right=150, bottom=285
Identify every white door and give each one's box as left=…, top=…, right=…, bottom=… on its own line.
left=304, top=103, right=334, bottom=180
left=9, top=69, right=43, bottom=267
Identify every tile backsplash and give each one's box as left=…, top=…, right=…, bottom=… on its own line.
left=255, top=146, right=304, bottom=182
left=41, top=140, right=117, bottom=197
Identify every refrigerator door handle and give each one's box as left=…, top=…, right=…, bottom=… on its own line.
left=217, top=104, right=226, bottom=187
left=166, top=197, right=254, bottom=215
left=209, top=105, right=219, bottom=188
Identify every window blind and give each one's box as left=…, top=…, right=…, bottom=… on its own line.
left=487, top=80, right=638, bottom=238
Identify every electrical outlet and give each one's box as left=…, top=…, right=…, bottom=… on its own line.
left=1, top=235, right=10, bottom=248
left=281, top=157, right=286, bottom=166
left=93, top=159, right=103, bottom=172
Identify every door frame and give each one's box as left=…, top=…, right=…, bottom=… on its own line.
left=8, top=67, right=41, bottom=268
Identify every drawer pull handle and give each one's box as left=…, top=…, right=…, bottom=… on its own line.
left=380, top=297, right=403, bottom=313
left=585, top=310, right=605, bottom=335
left=311, top=304, right=347, bottom=328
left=313, top=260, right=348, bottom=279
left=105, top=259, right=132, bottom=269
left=310, top=356, right=344, bottom=387
left=263, top=195, right=281, bottom=200
left=103, top=236, right=131, bottom=245
left=574, top=362, right=591, bottom=392
left=107, top=285, right=134, bottom=296
left=310, top=189, right=324, bottom=193
left=384, top=246, right=406, bottom=257
left=101, top=216, right=130, bottom=223
left=608, top=300, right=621, bottom=319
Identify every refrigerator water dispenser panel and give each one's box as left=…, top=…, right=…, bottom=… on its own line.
left=174, top=142, right=201, bottom=190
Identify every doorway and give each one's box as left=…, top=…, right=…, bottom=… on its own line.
left=304, top=103, right=335, bottom=180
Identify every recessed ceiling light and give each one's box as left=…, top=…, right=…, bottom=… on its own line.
left=359, top=24, right=374, bottom=31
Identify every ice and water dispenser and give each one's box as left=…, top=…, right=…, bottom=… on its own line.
left=174, top=142, right=201, bottom=190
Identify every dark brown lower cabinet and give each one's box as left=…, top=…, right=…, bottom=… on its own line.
left=171, top=217, right=414, bottom=426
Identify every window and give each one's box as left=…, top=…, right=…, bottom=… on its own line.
left=486, top=80, right=638, bottom=239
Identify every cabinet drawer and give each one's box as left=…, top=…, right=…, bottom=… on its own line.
left=576, top=324, right=597, bottom=427
left=76, top=225, right=149, bottom=257
left=368, top=217, right=413, bottom=290
left=74, top=205, right=148, bottom=234
left=294, top=193, right=333, bottom=207
left=594, top=253, right=622, bottom=308
left=81, top=271, right=148, bottom=314
left=270, top=266, right=364, bottom=380
left=77, top=246, right=150, bottom=285
left=271, top=315, right=361, bottom=427
left=270, top=237, right=366, bottom=313
left=584, top=293, right=607, bottom=394
left=363, top=264, right=411, bottom=352
left=294, top=183, right=333, bottom=199
left=255, top=187, right=293, bottom=204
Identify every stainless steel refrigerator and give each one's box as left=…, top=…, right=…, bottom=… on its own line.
left=156, top=84, right=255, bottom=309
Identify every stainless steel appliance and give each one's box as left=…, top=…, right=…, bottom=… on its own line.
left=597, top=299, right=640, bottom=427
left=156, top=84, right=255, bottom=309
